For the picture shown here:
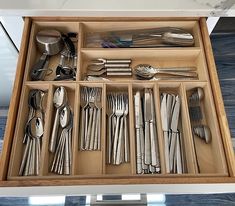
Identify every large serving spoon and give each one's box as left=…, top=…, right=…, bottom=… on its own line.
left=49, top=86, right=67, bottom=153
left=134, top=64, right=198, bottom=79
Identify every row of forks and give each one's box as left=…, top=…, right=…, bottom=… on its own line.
left=80, top=87, right=102, bottom=151
left=106, top=92, right=130, bottom=165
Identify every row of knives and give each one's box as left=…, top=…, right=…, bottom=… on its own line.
left=134, top=89, right=160, bottom=174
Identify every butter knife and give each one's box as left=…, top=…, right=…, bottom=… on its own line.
left=134, top=92, right=142, bottom=174
left=149, top=89, right=160, bottom=169
left=144, top=89, right=151, bottom=165
left=160, top=93, right=170, bottom=173
left=169, top=95, right=181, bottom=173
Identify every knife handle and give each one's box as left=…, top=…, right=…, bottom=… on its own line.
left=140, top=127, right=148, bottom=170
left=136, top=128, right=142, bottom=174
left=163, top=131, right=170, bottom=173
left=169, top=131, right=177, bottom=172
left=150, top=122, right=157, bottom=166
left=144, top=121, right=151, bottom=165
left=176, top=132, right=183, bottom=174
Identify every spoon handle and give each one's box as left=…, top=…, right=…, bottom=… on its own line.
left=50, top=108, right=60, bottom=153
left=156, top=71, right=197, bottom=77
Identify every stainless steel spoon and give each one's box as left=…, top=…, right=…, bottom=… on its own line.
left=50, top=86, right=67, bottom=153
left=20, top=117, right=44, bottom=176
left=134, top=64, right=198, bottom=79
left=29, top=117, right=44, bottom=175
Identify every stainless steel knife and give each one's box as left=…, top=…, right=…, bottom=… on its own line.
left=144, top=89, right=151, bottom=165
left=160, top=93, right=170, bottom=173
left=169, top=95, right=181, bottom=173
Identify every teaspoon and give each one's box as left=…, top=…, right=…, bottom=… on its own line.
left=49, top=86, right=67, bottom=153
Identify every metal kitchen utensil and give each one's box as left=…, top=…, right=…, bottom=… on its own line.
left=50, top=86, right=68, bottom=153
left=87, top=67, right=132, bottom=76
left=51, top=105, right=72, bottom=175
left=91, top=58, right=132, bottom=65
left=28, top=117, right=44, bottom=175
left=86, top=27, right=194, bottom=48
left=30, top=30, right=64, bottom=81
left=169, top=95, right=181, bottom=173
left=20, top=117, right=44, bottom=176
left=144, top=89, right=151, bottom=165
left=88, top=64, right=131, bottom=71
left=193, top=125, right=212, bottom=144
left=160, top=93, right=170, bottom=173
left=134, top=64, right=197, bottom=79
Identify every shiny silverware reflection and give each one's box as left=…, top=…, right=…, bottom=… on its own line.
left=106, top=92, right=130, bottom=165
left=79, top=86, right=102, bottom=151
left=19, top=89, right=46, bottom=176
left=134, top=88, right=160, bottom=174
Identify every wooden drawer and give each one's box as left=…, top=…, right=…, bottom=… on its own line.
left=0, top=17, right=234, bottom=187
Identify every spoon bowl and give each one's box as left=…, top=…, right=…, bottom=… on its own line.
left=60, top=106, right=71, bottom=129
left=29, top=117, right=44, bottom=138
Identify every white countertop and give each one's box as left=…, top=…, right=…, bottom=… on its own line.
left=0, top=0, right=234, bottom=17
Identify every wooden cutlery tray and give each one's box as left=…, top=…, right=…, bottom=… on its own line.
left=0, top=17, right=234, bottom=186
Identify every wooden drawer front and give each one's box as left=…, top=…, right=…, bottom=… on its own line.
left=0, top=17, right=234, bottom=187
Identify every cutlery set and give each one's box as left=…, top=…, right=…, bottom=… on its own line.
left=19, top=89, right=46, bottom=176
left=134, top=89, right=160, bottom=174
left=189, top=87, right=211, bottom=144
left=86, top=27, right=195, bottom=48
left=188, top=87, right=212, bottom=173
left=160, top=93, right=186, bottom=174
left=85, top=62, right=198, bottom=81
left=50, top=86, right=73, bottom=175
left=106, top=92, right=130, bottom=165
left=18, top=26, right=215, bottom=177
left=79, top=87, right=102, bottom=151
left=86, top=58, right=132, bottom=77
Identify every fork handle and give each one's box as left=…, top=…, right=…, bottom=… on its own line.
left=112, top=116, right=120, bottom=164
left=106, top=59, right=132, bottom=64
left=85, top=107, right=94, bottom=150
left=124, top=116, right=129, bottom=162
left=79, top=108, right=86, bottom=150
left=107, top=116, right=112, bottom=164
left=116, top=116, right=124, bottom=165
left=89, top=108, right=97, bottom=150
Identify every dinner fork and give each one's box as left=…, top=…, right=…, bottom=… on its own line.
left=123, top=94, right=130, bottom=162
left=85, top=88, right=96, bottom=150
left=112, top=94, right=125, bottom=164
left=106, top=94, right=114, bottom=164
left=94, top=88, right=102, bottom=150
left=79, top=87, right=88, bottom=150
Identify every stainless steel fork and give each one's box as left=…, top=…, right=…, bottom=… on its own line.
left=85, top=88, right=96, bottom=150
left=94, top=88, right=102, bottom=150
left=80, top=87, right=88, bottom=150
left=112, top=93, right=124, bottom=164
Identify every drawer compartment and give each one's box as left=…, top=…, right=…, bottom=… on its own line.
left=0, top=17, right=234, bottom=186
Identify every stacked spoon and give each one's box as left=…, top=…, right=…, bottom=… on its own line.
left=49, top=86, right=73, bottom=175
left=19, top=89, right=46, bottom=176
